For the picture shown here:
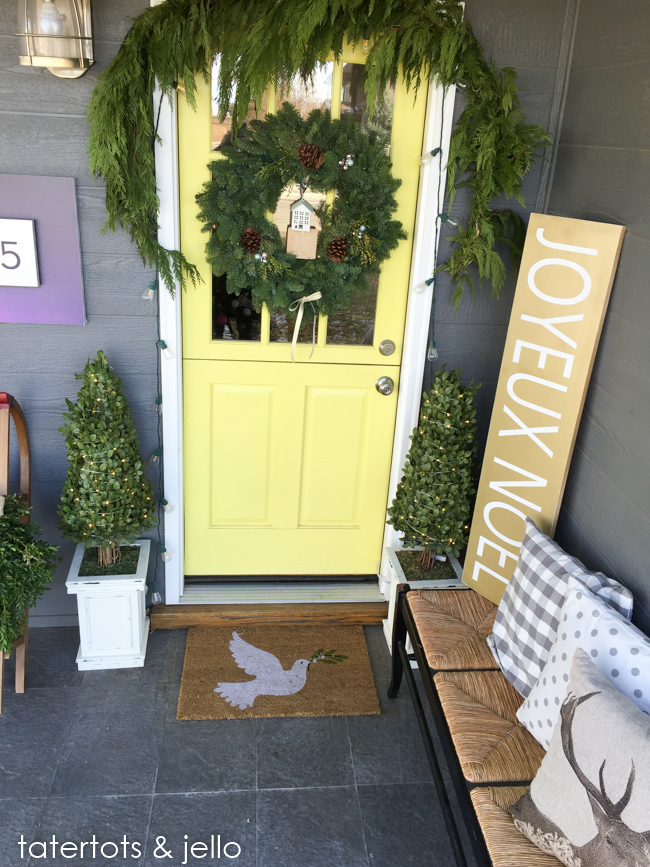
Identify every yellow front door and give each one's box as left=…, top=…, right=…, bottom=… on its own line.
left=180, top=49, right=428, bottom=576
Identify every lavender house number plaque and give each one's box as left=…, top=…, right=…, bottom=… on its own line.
left=0, top=175, right=86, bottom=325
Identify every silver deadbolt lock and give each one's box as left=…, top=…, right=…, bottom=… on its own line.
left=376, top=376, right=394, bottom=396
left=379, top=339, right=396, bottom=356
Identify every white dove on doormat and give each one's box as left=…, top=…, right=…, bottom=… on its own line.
left=214, top=631, right=347, bottom=710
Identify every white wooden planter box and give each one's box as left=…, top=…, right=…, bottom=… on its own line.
left=383, top=545, right=468, bottom=651
left=65, top=540, right=150, bottom=671
left=385, top=545, right=465, bottom=589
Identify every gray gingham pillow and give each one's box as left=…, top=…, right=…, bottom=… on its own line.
left=488, top=518, right=633, bottom=697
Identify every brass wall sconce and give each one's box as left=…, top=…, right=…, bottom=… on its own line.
left=17, top=0, right=93, bottom=79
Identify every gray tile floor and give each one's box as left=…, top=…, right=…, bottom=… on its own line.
left=1, top=625, right=456, bottom=867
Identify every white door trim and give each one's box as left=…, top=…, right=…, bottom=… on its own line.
left=153, top=73, right=185, bottom=604
left=379, top=82, right=457, bottom=602
left=150, top=23, right=455, bottom=603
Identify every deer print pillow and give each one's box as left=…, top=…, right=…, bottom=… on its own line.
left=511, top=649, right=650, bottom=867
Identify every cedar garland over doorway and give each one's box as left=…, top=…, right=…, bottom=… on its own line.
left=87, top=0, right=550, bottom=305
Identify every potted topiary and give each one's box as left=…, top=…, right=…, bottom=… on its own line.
left=386, top=366, right=480, bottom=587
left=0, top=495, right=58, bottom=706
left=59, top=351, right=157, bottom=670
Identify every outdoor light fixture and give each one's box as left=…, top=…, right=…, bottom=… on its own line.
left=18, top=0, right=94, bottom=78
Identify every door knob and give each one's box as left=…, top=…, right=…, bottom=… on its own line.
left=379, top=339, right=396, bottom=356
left=376, top=376, right=394, bottom=395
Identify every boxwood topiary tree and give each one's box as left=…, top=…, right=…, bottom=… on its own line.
left=0, top=495, right=58, bottom=654
left=58, top=351, right=156, bottom=568
left=388, top=367, right=479, bottom=566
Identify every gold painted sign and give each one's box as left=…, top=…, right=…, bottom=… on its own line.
left=462, top=214, right=625, bottom=604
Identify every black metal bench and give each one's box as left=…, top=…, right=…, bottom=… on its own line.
left=387, top=584, right=559, bottom=867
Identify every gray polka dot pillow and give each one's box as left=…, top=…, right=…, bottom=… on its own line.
left=517, top=575, right=650, bottom=749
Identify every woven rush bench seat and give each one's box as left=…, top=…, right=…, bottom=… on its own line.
left=389, top=583, right=563, bottom=867
left=469, top=788, right=560, bottom=867
left=434, top=670, right=545, bottom=783
left=407, top=589, right=499, bottom=671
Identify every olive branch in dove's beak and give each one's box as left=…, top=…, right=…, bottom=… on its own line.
left=309, top=649, right=348, bottom=668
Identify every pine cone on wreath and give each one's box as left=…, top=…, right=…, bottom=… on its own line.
left=240, top=227, right=261, bottom=254
left=326, top=236, right=349, bottom=263
left=298, top=143, right=324, bottom=171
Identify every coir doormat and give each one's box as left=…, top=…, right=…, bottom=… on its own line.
left=177, top=625, right=380, bottom=719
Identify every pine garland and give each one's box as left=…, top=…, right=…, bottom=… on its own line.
left=196, top=104, right=404, bottom=316
left=87, top=0, right=551, bottom=302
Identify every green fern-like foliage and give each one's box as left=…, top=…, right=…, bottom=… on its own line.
left=87, top=0, right=551, bottom=302
left=0, top=496, right=59, bottom=654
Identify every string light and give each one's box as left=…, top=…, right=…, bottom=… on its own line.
left=161, top=498, right=174, bottom=513
left=158, top=339, right=174, bottom=360
left=160, top=545, right=172, bottom=563
left=142, top=277, right=157, bottom=301
left=419, top=146, right=442, bottom=166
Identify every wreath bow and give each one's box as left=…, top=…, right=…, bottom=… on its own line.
left=289, top=291, right=322, bottom=361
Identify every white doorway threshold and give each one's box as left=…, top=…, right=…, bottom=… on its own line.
left=179, top=582, right=385, bottom=605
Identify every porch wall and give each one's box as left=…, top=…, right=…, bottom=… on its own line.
left=0, top=0, right=157, bottom=625
left=425, top=0, right=575, bottom=447
left=4, top=1, right=643, bottom=626
left=432, top=1, right=650, bottom=631
left=547, top=0, right=650, bottom=632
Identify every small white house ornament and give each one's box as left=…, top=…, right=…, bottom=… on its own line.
left=290, top=197, right=313, bottom=231
left=286, top=197, right=318, bottom=259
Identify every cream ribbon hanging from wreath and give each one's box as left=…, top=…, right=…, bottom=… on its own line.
left=196, top=103, right=406, bottom=359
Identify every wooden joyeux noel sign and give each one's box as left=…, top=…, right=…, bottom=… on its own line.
left=462, top=214, right=625, bottom=604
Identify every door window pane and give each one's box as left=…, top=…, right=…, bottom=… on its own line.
left=212, top=55, right=267, bottom=150
left=270, top=309, right=319, bottom=344
left=326, top=273, right=378, bottom=346
left=212, top=273, right=261, bottom=341
left=277, top=63, right=334, bottom=117
left=341, top=63, right=395, bottom=153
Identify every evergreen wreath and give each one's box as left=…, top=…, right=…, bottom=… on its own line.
left=196, top=103, right=405, bottom=316
left=87, top=0, right=551, bottom=303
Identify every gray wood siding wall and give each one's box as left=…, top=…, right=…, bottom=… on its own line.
left=0, top=0, right=156, bottom=625
left=547, top=0, right=650, bottom=632
left=426, top=0, right=573, bottom=454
